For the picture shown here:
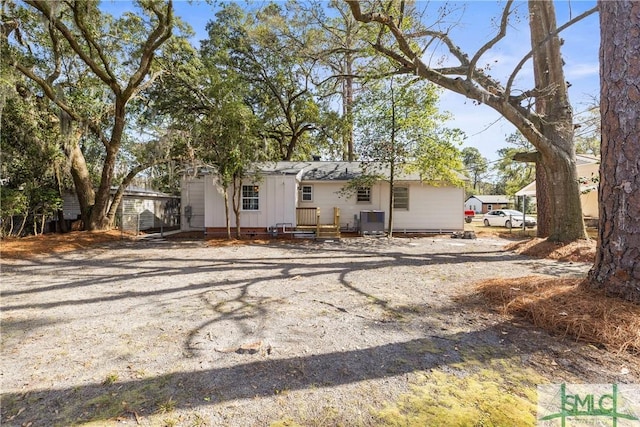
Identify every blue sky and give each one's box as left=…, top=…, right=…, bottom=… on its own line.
left=102, top=0, right=600, bottom=162
left=430, top=1, right=600, bottom=161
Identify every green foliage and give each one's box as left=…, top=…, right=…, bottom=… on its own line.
left=285, top=0, right=382, bottom=160
left=461, top=147, right=489, bottom=194
left=355, top=76, right=465, bottom=185
left=1, top=78, right=65, bottom=235
left=5, top=0, right=177, bottom=229
left=0, top=189, right=28, bottom=218
left=200, top=3, right=332, bottom=161
left=493, top=132, right=536, bottom=196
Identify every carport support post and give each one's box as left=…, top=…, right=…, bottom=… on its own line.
left=522, top=196, right=527, bottom=233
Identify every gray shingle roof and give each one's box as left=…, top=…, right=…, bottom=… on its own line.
left=256, top=161, right=464, bottom=182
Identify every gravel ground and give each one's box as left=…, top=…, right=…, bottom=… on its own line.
left=1, top=235, right=638, bottom=426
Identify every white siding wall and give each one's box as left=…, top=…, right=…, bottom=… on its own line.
left=299, top=181, right=464, bottom=232
left=205, top=177, right=223, bottom=229
left=464, top=197, right=482, bottom=213
left=201, top=174, right=298, bottom=229
left=229, top=175, right=297, bottom=229
left=181, top=176, right=206, bottom=231
left=185, top=171, right=463, bottom=232
left=298, top=182, right=376, bottom=229
left=263, top=174, right=298, bottom=227
left=62, top=191, right=82, bottom=220
left=389, top=184, right=464, bottom=231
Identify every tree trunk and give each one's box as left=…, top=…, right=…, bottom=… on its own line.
left=8, top=215, right=15, bottom=236
left=513, top=151, right=551, bottom=237
left=587, top=0, right=640, bottom=302
left=89, top=99, right=127, bottom=231
left=57, top=209, right=67, bottom=233
left=224, top=189, right=231, bottom=240
left=87, top=145, right=118, bottom=231
left=534, top=157, right=551, bottom=237
left=388, top=166, right=394, bottom=238
left=344, top=55, right=355, bottom=162
left=232, top=176, right=242, bottom=239
left=60, top=113, right=95, bottom=228
left=16, top=214, right=27, bottom=237
left=527, top=1, right=586, bottom=242
left=40, top=214, right=46, bottom=235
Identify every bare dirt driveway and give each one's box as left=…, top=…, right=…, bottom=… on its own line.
left=1, top=235, right=638, bottom=426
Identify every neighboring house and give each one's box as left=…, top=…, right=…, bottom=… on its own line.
left=181, top=161, right=466, bottom=237
left=515, top=154, right=600, bottom=218
left=464, top=195, right=513, bottom=214
left=62, top=187, right=180, bottom=232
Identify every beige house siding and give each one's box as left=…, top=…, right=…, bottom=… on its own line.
left=183, top=161, right=465, bottom=236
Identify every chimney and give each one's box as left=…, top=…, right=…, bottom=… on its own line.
left=312, top=155, right=321, bottom=161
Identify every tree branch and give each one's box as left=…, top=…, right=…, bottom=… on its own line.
left=505, top=5, right=598, bottom=98
left=24, top=1, right=119, bottom=92
left=467, top=0, right=513, bottom=81
left=69, top=1, right=119, bottom=88
left=14, top=62, right=111, bottom=148
left=124, top=1, right=174, bottom=99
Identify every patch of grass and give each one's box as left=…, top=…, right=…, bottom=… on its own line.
left=102, top=372, right=119, bottom=385
left=156, top=396, right=176, bottom=414
left=163, top=416, right=179, bottom=426
left=374, top=357, right=544, bottom=427
left=55, top=379, right=173, bottom=424
left=82, top=390, right=145, bottom=422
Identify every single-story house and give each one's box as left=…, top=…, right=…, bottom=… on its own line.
left=62, top=187, right=180, bottom=232
left=464, top=195, right=513, bottom=214
left=181, top=161, right=466, bottom=238
left=515, top=154, right=599, bottom=218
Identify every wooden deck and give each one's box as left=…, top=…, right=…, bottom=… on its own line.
left=295, top=207, right=341, bottom=238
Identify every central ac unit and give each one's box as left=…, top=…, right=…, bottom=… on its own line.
left=360, top=210, right=385, bottom=235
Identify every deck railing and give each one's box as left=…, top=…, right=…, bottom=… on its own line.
left=296, top=207, right=319, bottom=226
left=295, top=207, right=341, bottom=237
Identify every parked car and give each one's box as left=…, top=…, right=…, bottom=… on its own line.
left=483, top=209, right=537, bottom=228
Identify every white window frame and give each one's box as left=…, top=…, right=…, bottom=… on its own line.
left=301, top=185, right=313, bottom=202
left=242, top=185, right=260, bottom=211
left=357, top=186, right=371, bottom=203
left=393, top=186, right=409, bottom=210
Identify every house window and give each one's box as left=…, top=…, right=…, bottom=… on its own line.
left=301, top=185, right=313, bottom=202
left=242, top=185, right=259, bottom=210
left=357, top=186, right=371, bottom=203
left=487, top=204, right=493, bottom=211
left=393, top=186, right=409, bottom=209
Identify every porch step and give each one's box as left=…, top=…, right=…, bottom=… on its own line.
left=295, top=224, right=341, bottom=239
left=317, top=231, right=341, bottom=239
left=316, top=224, right=340, bottom=239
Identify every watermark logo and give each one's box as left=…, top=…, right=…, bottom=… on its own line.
left=538, top=384, right=640, bottom=426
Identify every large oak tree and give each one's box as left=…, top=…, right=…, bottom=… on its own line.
left=346, top=0, right=595, bottom=242
left=4, top=0, right=174, bottom=230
